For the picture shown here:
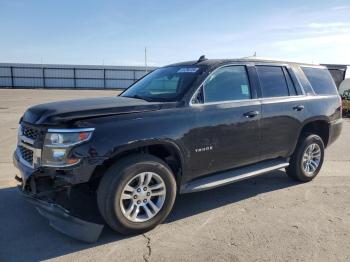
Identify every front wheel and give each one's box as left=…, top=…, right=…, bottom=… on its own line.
left=286, top=134, right=325, bottom=182
left=97, top=154, right=177, bottom=235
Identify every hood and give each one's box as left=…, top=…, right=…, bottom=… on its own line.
left=22, top=96, right=170, bottom=125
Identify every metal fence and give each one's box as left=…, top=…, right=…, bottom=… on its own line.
left=0, top=63, right=157, bottom=89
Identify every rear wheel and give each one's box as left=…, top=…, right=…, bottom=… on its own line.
left=286, top=134, right=324, bottom=182
left=97, top=154, right=177, bottom=235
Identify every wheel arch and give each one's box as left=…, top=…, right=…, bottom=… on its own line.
left=296, top=117, right=330, bottom=148
left=90, top=139, right=185, bottom=188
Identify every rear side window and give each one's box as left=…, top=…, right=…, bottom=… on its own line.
left=301, top=67, right=338, bottom=95
left=203, top=66, right=251, bottom=103
left=256, top=66, right=289, bottom=97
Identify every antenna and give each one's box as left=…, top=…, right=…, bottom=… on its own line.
left=197, top=55, right=207, bottom=63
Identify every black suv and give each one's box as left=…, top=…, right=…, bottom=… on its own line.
left=13, top=57, right=343, bottom=242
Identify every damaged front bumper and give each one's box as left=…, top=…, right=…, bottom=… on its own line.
left=20, top=190, right=104, bottom=243
left=13, top=151, right=104, bottom=243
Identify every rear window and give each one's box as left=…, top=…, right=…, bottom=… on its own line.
left=256, top=66, right=289, bottom=97
left=301, top=67, right=338, bottom=95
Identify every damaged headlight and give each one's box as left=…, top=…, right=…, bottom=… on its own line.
left=42, top=128, right=95, bottom=167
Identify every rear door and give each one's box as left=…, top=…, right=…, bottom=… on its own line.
left=188, top=64, right=262, bottom=179
left=255, top=64, right=307, bottom=160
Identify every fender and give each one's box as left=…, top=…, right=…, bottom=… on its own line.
left=290, top=115, right=331, bottom=155
left=104, top=138, right=186, bottom=184
left=300, top=115, right=330, bottom=127
left=72, top=137, right=187, bottom=185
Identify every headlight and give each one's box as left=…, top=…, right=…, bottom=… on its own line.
left=41, top=128, right=94, bottom=167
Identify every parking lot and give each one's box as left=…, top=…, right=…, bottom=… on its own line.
left=0, top=89, right=349, bottom=262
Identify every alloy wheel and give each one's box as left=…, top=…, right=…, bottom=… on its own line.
left=119, top=172, right=166, bottom=222
left=302, top=143, right=321, bottom=176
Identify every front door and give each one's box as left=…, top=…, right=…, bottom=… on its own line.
left=188, top=65, right=261, bottom=179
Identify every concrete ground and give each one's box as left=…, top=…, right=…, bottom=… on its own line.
left=0, top=89, right=349, bottom=262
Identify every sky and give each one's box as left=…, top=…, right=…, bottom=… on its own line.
left=0, top=0, right=350, bottom=67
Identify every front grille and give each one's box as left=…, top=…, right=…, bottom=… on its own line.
left=21, top=125, right=41, bottom=141
left=18, top=145, right=33, bottom=166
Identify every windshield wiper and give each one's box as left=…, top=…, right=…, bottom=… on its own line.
left=124, top=95, right=151, bottom=102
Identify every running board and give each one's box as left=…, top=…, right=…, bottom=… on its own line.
left=180, top=158, right=289, bottom=194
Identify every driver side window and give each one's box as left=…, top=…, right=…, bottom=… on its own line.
left=193, top=66, right=251, bottom=104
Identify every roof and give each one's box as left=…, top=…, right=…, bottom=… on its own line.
left=165, top=56, right=322, bottom=68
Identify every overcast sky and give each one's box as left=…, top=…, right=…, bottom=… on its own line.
left=0, top=0, right=349, bottom=66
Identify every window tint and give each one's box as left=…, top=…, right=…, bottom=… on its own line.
left=256, top=66, right=289, bottom=97
left=301, top=67, right=338, bottom=95
left=203, top=66, right=251, bottom=103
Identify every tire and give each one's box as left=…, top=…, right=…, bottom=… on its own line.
left=286, top=133, right=325, bottom=182
left=97, top=154, right=177, bottom=235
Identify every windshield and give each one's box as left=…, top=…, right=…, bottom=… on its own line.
left=121, top=66, right=204, bottom=102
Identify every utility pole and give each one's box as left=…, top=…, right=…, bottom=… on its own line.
left=41, top=57, right=45, bottom=88
left=145, top=47, right=148, bottom=73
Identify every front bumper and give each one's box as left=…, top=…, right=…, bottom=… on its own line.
left=13, top=151, right=104, bottom=243
left=21, top=189, right=104, bottom=243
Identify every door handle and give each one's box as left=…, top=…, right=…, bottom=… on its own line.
left=243, top=111, right=260, bottom=118
left=293, top=105, right=304, bottom=111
